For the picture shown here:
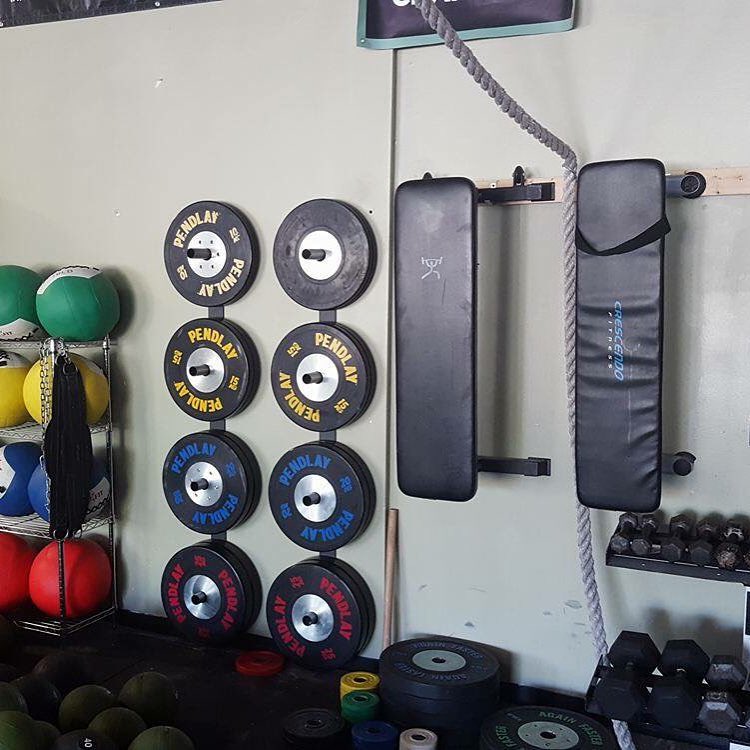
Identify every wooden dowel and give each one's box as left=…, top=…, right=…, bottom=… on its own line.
left=383, top=508, right=399, bottom=651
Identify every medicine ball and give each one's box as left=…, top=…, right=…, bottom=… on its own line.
left=0, top=352, right=32, bottom=428
left=33, top=652, right=94, bottom=697
left=0, top=265, right=43, bottom=341
left=58, top=685, right=116, bottom=733
left=52, top=729, right=116, bottom=750
left=89, top=707, right=146, bottom=750
left=118, top=672, right=178, bottom=727
left=0, top=442, right=41, bottom=517
left=0, top=532, right=36, bottom=613
left=24, top=354, right=110, bottom=425
left=13, top=674, right=62, bottom=724
left=0, top=681, right=28, bottom=712
left=29, top=456, right=110, bottom=523
left=29, top=540, right=112, bottom=618
left=0, top=710, right=37, bottom=750
left=34, top=721, right=60, bottom=749
left=36, top=267, right=120, bottom=342
left=128, top=726, right=195, bottom=750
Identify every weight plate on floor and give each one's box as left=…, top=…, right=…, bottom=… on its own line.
left=164, top=201, right=259, bottom=306
left=161, top=540, right=260, bottom=643
left=381, top=638, right=500, bottom=702
left=164, top=318, right=259, bottom=421
left=163, top=431, right=259, bottom=534
left=271, top=322, right=375, bottom=431
left=283, top=708, right=348, bottom=749
left=480, top=707, right=616, bottom=750
left=266, top=557, right=373, bottom=670
left=273, top=199, right=376, bottom=311
left=269, top=442, right=375, bottom=552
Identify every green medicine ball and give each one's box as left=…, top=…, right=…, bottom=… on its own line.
left=90, top=707, right=146, bottom=750
left=0, top=710, right=37, bottom=750
left=36, top=267, right=120, bottom=341
left=0, top=682, right=28, bottom=713
left=0, top=265, right=43, bottom=341
left=34, top=720, right=60, bottom=749
left=128, top=726, right=194, bottom=750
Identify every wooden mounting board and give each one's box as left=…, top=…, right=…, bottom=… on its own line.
left=474, top=167, right=750, bottom=205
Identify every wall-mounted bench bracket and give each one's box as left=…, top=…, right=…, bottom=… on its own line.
left=478, top=456, right=551, bottom=477
left=478, top=166, right=556, bottom=205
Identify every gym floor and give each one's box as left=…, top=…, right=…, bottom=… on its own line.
left=10, top=619, right=701, bottom=750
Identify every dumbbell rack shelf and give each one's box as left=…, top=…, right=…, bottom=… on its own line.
left=606, top=552, right=750, bottom=586
left=586, top=660, right=750, bottom=750
left=0, top=337, right=117, bottom=636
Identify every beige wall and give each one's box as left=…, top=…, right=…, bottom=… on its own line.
left=1, top=0, right=750, bottom=695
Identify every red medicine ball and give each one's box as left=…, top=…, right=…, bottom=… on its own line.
left=0, top=532, right=37, bottom=612
left=29, top=539, right=112, bottom=618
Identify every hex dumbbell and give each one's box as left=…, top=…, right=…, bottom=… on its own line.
left=593, top=631, right=661, bottom=721
left=661, top=515, right=693, bottom=563
left=689, top=518, right=719, bottom=566
left=716, top=520, right=746, bottom=570
left=631, top=515, right=659, bottom=557
left=648, top=639, right=710, bottom=728
left=609, top=513, right=640, bottom=555
left=698, top=655, right=748, bottom=735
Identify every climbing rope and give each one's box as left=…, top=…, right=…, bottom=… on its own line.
left=409, top=3, right=635, bottom=749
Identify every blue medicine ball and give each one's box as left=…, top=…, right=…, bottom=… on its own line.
left=28, top=456, right=110, bottom=522
left=0, top=442, right=42, bottom=517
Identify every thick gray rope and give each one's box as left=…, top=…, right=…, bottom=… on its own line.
left=409, top=3, right=635, bottom=748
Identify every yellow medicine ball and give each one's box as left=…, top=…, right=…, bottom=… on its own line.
left=23, top=353, right=109, bottom=425
left=0, top=352, right=32, bottom=428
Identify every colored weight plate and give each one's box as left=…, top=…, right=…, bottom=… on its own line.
left=480, top=707, right=616, bottom=750
left=381, top=638, right=500, bottom=702
left=271, top=322, right=375, bottom=431
left=266, top=557, right=373, bottom=670
left=164, top=201, right=259, bottom=307
left=352, top=720, right=399, bottom=750
left=164, top=318, right=259, bottom=421
left=283, top=708, right=348, bottom=749
left=161, top=540, right=260, bottom=643
left=235, top=650, right=285, bottom=677
left=380, top=683, right=498, bottom=718
left=329, top=441, right=377, bottom=538
left=312, top=556, right=376, bottom=654
left=341, top=671, right=381, bottom=700
left=273, top=199, right=376, bottom=311
left=162, top=431, right=259, bottom=534
left=215, top=431, right=263, bottom=525
left=269, top=441, right=374, bottom=552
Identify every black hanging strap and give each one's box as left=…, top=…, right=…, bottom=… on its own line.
left=576, top=216, right=670, bottom=257
left=45, top=354, right=93, bottom=539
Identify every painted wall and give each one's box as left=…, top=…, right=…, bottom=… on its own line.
left=1, top=0, right=750, bottom=695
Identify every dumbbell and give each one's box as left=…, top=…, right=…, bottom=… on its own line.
left=648, top=639, right=710, bottom=728
left=698, top=655, right=748, bottom=735
left=688, top=519, right=719, bottom=566
left=609, top=513, right=640, bottom=555
left=631, top=515, right=659, bottom=557
left=660, top=515, right=693, bottom=563
left=716, top=520, right=746, bottom=570
left=593, top=631, right=660, bottom=720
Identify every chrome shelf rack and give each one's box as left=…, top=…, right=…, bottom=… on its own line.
left=0, top=337, right=117, bottom=636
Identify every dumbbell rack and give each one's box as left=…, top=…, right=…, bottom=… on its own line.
left=0, top=337, right=117, bottom=635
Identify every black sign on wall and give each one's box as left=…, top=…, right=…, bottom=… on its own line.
left=0, top=0, right=218, bottom=29
left=358, top=0, right=575, bottom=49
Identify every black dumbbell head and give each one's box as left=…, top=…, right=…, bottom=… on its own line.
left=610, top=631, right=661, bottom=671
left=660, top=640, right=710, bottom=680
left=661, top=536, right=687, bottom=563
left=716, top=542, right=741, bottom=570
left=594, top=672, right=648, bottom=721
left=697, top=518, right=719, bottom=538
left=688, top=538, right=714, bottom=566
left=706, top=655, right=748, bottom=690
left=670, top=515, right=693, bottom=535
left=648, top=674, right=703, bottom=729
left=724, top=521, right=746, bottom=543
left=699, top=690, right=743, bottom=736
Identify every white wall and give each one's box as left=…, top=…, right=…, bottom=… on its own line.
left=1, top=0, right=750, bottom=695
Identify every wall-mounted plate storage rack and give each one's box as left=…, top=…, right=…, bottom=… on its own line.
left=0, top=337, right=116, bottom=636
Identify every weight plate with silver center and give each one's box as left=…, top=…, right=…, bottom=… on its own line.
left=273, top=198, right=376, bottom=310
left=162, top=541, right=262, bottom=643
left=381, top=637, right=501, bottom=702
left=296, top=353, right=339, bottom=402
left=518, top=722, right=581, bottom=750
left=291, top=594, right=334, bottom=643
left=184, top=575, right=221, bottom=620
left=412, top=649, right=467, bottom=673
left=271, top=323, right=375, bottom=432
left=187, top=230, right=228, bottom=278
left=269, top=442, right=375, bottom=552
left=298, top=229, right=344, bottom=281
left=164, top=318, right=259, bottom=421
left=164, top=201, right=259, bottom=307
left=163, top=431, right=259, bottom=534
left=267, top=558, right=373, bottom=670
left=184, top=461, right=222, bottom=507
left=185, top=347, right=225, bottom=393
left=480, top=708, right=616, bottom=750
